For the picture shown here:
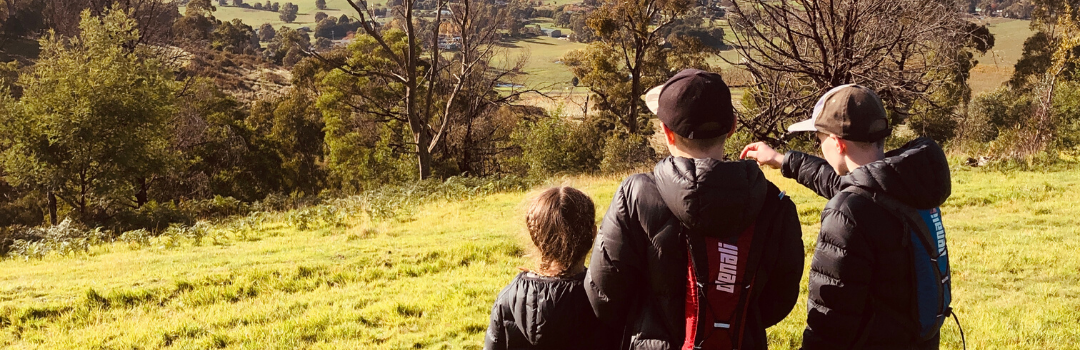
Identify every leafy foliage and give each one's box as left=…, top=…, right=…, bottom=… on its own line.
left=257, top=22, right=276, bottom=42
left=0, top=6, right=178, bottom=222
left=510, top=116, right=604, bottom=177
left=278, top=2, right=298, bottom=23
left=600, top=133, right=656, bottom=174
left=263, top=25, right=309, bottom=65
left=210, top=19, right=260, bottom=55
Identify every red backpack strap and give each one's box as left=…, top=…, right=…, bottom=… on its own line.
left=683, top=184, right=785, bottom=349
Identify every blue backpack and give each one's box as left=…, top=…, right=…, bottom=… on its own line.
left=843, top=187, right=960, bottom=343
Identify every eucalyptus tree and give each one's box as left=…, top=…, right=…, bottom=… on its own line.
left=0, top=7, right=178, bottom=223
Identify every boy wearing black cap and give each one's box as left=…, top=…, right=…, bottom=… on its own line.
left=741, top=85, right=953, bottom=349
left=585, top=69, right=804, bottom=350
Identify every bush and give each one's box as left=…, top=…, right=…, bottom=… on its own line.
left=181, top=195, right=250, bottom=220
left=108, top=196, right=253, bottom=234
left=253, top=192, right=321, bottom=212
left=906, top=107, right=959, bottom=144
left=6, top=219, right=106, bottom=259
left=600, top=133, right=657, bottom=173
left=110, top=201, right=194, bottom=233
left=511, top=116, right=604, bottom=177
left=0, top=188, right=45, bottom=228
left=963, top=83, right=1080, bottom=160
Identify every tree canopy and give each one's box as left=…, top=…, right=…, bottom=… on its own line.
left=0, top=6, right=178, bottom=222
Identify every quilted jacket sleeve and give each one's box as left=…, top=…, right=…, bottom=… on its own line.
left=782, top=151, right=843, bottom=199
left=757, top=197, right=805, bottom=328
left=483, top=292, right=507, bottom=350
left=801, top=194, right=876, bottom=349
left=585, top=178, right=648, bottom=327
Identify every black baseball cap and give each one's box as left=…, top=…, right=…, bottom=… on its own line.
left=788, top=84, right=891, bottom=142
left=644, top=69, right=735, bottom=140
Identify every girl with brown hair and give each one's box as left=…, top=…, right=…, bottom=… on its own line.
left=483, top=186, right=614, bottom=349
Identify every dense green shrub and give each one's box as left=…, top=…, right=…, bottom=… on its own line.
left=0, top=186, right=44, bottom=228
left=6, top=219, right=106, bottom=259
left=512, top=116, right=604, bottom=177
left=182, top=195, right=249, bottom=219
left=963, top=83, right=1080, bottom=160
left=906, top=106, right=959, bottom=144
left=109, top=201, right=194, bottom=234
left=600, top=133, right=657, bottom=173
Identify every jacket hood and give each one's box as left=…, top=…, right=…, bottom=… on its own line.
left=653, top=157, right=768, bottom=239
left=507, top=272, right=588, bottom=345
left=844, top=137, right=952, bottom=209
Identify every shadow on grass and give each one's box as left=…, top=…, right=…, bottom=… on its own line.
left=517, top=38, right=556, bottom=46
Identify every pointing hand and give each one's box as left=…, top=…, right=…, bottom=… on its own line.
left=740, top=142, right=784, bottom=169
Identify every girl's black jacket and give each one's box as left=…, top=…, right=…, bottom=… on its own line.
left=484, top=270, right=616, bottom=350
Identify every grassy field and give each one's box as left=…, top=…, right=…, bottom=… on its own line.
left=188, top=0, right=382, bottom=30
left=2, top=163, right=1080, bottom=349
left=497, top=36, right=587, bottom=89
left=969, top=18, right=1035, bottom=94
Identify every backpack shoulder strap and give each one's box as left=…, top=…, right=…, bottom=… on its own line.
left=840, top=187, right=934, bottom=245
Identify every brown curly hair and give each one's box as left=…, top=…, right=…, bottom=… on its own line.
left=526, top=186, right=597, bottom=276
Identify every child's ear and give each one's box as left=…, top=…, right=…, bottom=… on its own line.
left=662, top=124, right=677, bottom=146
left=835, top=135, right=848, bottom=155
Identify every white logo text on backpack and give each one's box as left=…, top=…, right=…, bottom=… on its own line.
left=930, top=209, right=945, bottom=256
left=716, top=243, right=738, bottom=293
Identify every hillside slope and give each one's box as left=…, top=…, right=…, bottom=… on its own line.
left=2, top=166, right=1080, bottom=348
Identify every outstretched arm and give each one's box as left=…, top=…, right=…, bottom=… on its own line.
left=740, top=142, right=842, bottom=199
left=781, top=151, right=842, bottom=199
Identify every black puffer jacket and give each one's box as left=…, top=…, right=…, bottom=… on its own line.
left=586, top=157, right=805, bottom=350
left=484, top=271, right=615, bottom=350
left=781, top=138, right=951, bottom=350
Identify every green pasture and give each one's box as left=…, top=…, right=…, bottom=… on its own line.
left=498, top=36, right=587, bottom=89
left=969, top=18, right=1034, bottom=94
left=3, top=164, right=1080, bottom=349
left=186, top=0, right=383, bottom=30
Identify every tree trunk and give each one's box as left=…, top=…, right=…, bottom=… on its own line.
left=135, top=177, right=149, bottom=207
left=629, top=64, right=642, bottom=134
left=403, top=0, right=432, bottom=180
left=47, top=191, right=58, bottom=225
left=414, top=124, right=433, bottom=179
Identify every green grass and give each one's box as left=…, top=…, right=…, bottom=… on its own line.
left=496, top=36, right=588, bottom=89
left=3, top=165, right=1080, bottom=348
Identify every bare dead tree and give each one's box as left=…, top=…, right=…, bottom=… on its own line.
left=307, top=0, right=536, bottom=179
left=726, top=0, right=980, bottom=144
